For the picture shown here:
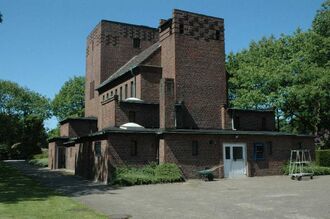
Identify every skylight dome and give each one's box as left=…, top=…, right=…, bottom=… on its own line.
left=119, top=122, right=144, bottom=130
left=124, top=97, right=144, bottom=103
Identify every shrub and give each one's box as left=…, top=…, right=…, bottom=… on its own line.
left=154, top=163, right=184, bottom=183
left=112, top=163, right=184, bottom=186
left=28, top=158, right=48, bottom=167
left=281, top=162, right=330, bottom=175
left=316, top=150, right=330, bottom=167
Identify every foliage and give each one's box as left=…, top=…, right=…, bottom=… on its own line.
left=0, top=162, right=107, bottom=218
left=281, top=162, right=330, bottom=175
left=0, top=80, right=51, bottom=120
left=28, top=158, right=48, bottom=167
left=48, top=126, right=60, bottom=139
left=313, top=0, right=330, bottom=37
left=113, top=163, right=184, bottom=186
left=52, top=76, right=85, bottom=121
left=0, top=80, right=50, bottom=158
left=316, top=150, right=330, bottom=167
left=226, top=1, right=330, bottom=147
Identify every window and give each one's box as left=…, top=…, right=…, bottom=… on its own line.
left=130, top=81, right=135, bottom=97
left=267, top=141, right=272, bottom=155
left=192, top=141, right=198, bottom=156
left=111, top=91, right=113, bottom=97
left=225, top=147, right=230, bottom=159
left=262, top=117, right=266, bottom=130
left=215, top=30, right=220, bottom=40
left=106, top=93, right=109, bottom=99
left=129, top=111, right=136, bottom=123
left=115, top=89, right=118, bottom=96
left=89, top=81, right=95, bottom=99
left=179, top=23, right=184, bottom=34
left=234, top=116, right=240, bottom=130
left=125, top=84, right=128, bottom=99
left=131, top=140, right=137, bottom=156
left=94, top=141, right=101, bottom=157
left=233, top=147, right=243, bottom=160
left=120, top=87, right=122, bottom=100
left=254, top=143, right=265, bottom=160
left=133, top=38, right=140, bottom=48
left=103, top=95, right=105, bottom=101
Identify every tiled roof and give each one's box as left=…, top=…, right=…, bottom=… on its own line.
left=96, top=42, right=160, bottom=90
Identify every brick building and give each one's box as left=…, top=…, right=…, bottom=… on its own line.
left=49, top=9, right=314, bottom=183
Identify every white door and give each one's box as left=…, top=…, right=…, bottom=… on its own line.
left=223, top=143, right=247, bottom=178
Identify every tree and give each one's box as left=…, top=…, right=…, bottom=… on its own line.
left=226, top=1, right=330, bottom=148
left=0, top=80, right=50, bottom=158
left=313, top=0, right=330, bottom=37
left=0, top=80, right=51, bottom=120
left=51, top=76, right=85, bottom=121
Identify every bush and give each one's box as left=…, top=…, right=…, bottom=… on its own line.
left=28, top=158, right=48, bottom=167
left=281, top=162, right=330, bottom=175
left=316, top=150, right=330, bottom=167
left=154, top=163, right=184, bottom=183
left=112, top=163, right=184, bottom=186
left=28, top=149, right=48, bottom=167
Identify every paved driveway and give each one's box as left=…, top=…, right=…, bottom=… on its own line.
left=7, top=161, right=330, bottom=219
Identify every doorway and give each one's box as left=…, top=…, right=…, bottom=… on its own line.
left=223, top=143, right=247, bottom=178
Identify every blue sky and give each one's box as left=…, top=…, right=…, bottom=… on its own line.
left=0, top=0, right=324, bottom=129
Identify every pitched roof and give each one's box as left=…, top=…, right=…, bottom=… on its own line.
left=96, top=42, right=161, bottom=90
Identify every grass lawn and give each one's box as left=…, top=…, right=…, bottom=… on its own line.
left=0, top=162, right=107, bottom=219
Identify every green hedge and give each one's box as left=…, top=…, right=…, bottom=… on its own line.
left=112, top=163, right=184, bottom=186
left=28, top=158, right=48, bottom=167
left=281, top=162, right=330, bottom=175
left=316, top=150, right=330, bottom=167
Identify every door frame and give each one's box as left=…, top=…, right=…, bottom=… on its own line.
left=223, top=142, right=247, bottom=178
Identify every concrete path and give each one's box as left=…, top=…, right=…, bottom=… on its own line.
left=6, top=161, right=330, bottom=219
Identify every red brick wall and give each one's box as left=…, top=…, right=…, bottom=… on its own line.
left=65, top=146, right=76, bottom=171
left=60, top=120, right=97, bottom=137
left=140, top=70, right=162, bottom=104
left=85, top=20, right=158, bottom=122
left=232, top=110, right=276, bottom=131
left=107, top=134, right=158, bottom=168
left=160, top=10, right=227, bottom=129
left=161, top=133, right=314, bottom=178
left=116, top=102, right=159, bottom=128
left=48, top=142, right=56, bottom=169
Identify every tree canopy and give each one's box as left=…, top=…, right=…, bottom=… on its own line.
left=0, top=80, right=51, bottom=120
left=226, top=1, right=330, bottom=148
left=0, top=80, right=50, bottom=158
left=51, top=76, right=85, bottom=121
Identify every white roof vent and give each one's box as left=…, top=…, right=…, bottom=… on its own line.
left=120, top=122, right=145, bottom=130
left=124, top=97, right=144, bottom=103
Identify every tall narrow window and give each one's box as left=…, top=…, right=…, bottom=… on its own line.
left=111, top=91, right=113, bottom=97
left=89, top=81, right=95, bottom=99
left=125, top=84, right=128, bottom=99
left=192, top=141, right=198, bottom=156
left=215, top=30, right=220, bottom=40
left=115, top=89, right=118, bottom=96
left=262, top=117, right=266, bottom=130
left=234, top=116, right=240, bottom=130
left=133, top=38, right=140, bottom=48
left=94, top=141, right=101, bottom=157
left=130, top=81, right=135, bottom=97
left=129, top=111, right=136, bottom=123
left=120, top=87, right=122, bottom=100
left=254, top=143, right=265, bottom=160
left=131, top=140, right=137, bottom=156
left=179, top=23, right=184, bottom=34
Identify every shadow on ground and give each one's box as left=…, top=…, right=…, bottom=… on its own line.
left=3, top=160, right=120, bottom=198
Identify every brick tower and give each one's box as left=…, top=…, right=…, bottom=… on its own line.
left=84, top=20, right=159, bottom=124
left=159, top=9, right=227, bottom=129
